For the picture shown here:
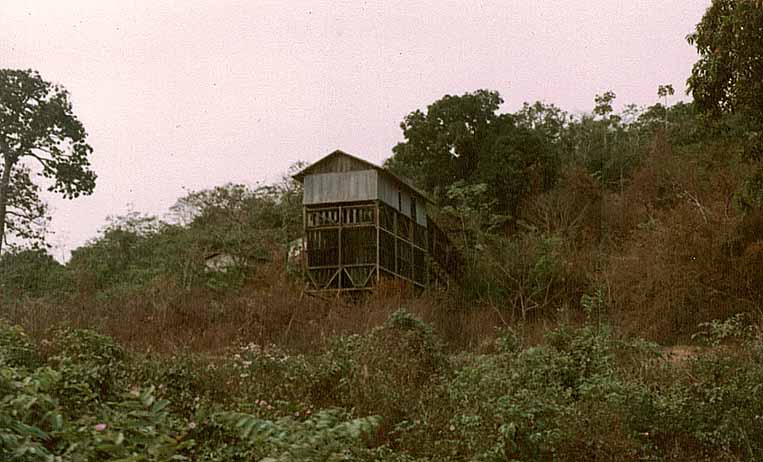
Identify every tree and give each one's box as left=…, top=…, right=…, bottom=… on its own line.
left=566, top=91, right=631, bottom=187
left=169, top=175, right=303, bottom=276
left=0, top=247, right=69, bottom=298
left=172, top=183, right=284, bottom=260
left=687, top=0, right=763, bottom=154
left=385, top=90, right=506, bottom=197
left=67, top=212, right=174, bottom=292
left=593, top=91, right=617, bottom=120
left=657, top=84, right=675, bottom=129
left=386, top=91, right=561, bottom=223
left=687, top=0, right=763, bottom=209
left=0, top=164, right=49, bottom=249
left=478, top=127, right=558, bottom=222
left=0, top=69, right=95, bottom=254
left=687, top=0, right=763, bottom=121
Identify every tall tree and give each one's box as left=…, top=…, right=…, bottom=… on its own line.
left=0, top=69, right=95, bottom=254
left=387, top=91, right=562, bottom=222
left=657, top=84, right=675, bottom=130
left=565, top=91, right=630, bottom=187
left=478, top=127, right=559, bottom=222
left=385, top=89, right=505, bottom=197
left=687, top=0, right=763, bottom=154
left=0, top=164, right=49, bottom=248
left=687, top=0, right=763, bottom=209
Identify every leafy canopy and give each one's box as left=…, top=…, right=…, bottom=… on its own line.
left=687, top=0, right=763, bottom=128
left=386, top=90, right=561, bottom=221
left=687, top=0, right=763, bottom=208
left=0, top=69, right=95, bottom=252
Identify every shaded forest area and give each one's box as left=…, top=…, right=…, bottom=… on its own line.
left=2, top=1, right=763, bottom=460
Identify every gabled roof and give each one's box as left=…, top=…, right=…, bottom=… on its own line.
left=292, top=149, right=431, bottom=203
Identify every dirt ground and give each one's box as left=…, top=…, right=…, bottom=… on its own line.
left=661, top=345, right=703, bottom=363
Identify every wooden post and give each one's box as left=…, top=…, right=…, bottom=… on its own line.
left=302, top=206, right=308, bottom=289
left=338, top=205, right=343, bottom=290
left=425, top=221, right=430, bottom=289
left=393, top=210, right=398, bottom=275
left=375, top=202, right=381, bottom=284
left=409, top=219, right=414, bottom=281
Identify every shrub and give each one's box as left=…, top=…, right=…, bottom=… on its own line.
left=0, top=320, right=41, bottom=369
left=129, top=353, right=234, bottom=417
left=468, top=233, right=590, bottom=321
left=0, top=365, right=63, bottom=460
left=46, top=327, right=128, bottom=410
left=212, top=409, right=380, bottom=461
left=341, top=310, right=447, bottom=428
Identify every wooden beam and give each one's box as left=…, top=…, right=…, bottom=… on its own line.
left=376, top=201, right=381, bottom=285
left=393, top=211, right=398, bottom=275
left=338, top=205, right=343, bottom=290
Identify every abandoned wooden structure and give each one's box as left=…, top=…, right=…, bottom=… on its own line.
left=293, top=150, right=462, bottom=293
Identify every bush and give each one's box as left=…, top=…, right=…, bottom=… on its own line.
left=212, top=409, right=380, bottom=461
left=46, top=327, right=128, bottom=410
left=0, top=365, right=63, bottom=460
left=129, top=353, right=233, bottom=417
left=0, top=319, right=41, bottom=369
left=467, top=233, right=591, bottom=321
left=342, top=310, right=447, bottom=429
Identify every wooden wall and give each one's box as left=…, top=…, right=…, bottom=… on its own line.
left=378, top=174, right=427, bottom=226
left=303, top=170, right=378, bottom=205
left=299, top=151, right=428, bottom=227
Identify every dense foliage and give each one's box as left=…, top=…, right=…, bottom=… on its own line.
left=5, top=311, right=763, bottom=461
left=61, top=174, right=303, bottom=296
left=1, top=3, right=763, bottom=459
left=0, top=69, right=96, bottom=253
left=385, top=91, right=561, bottom=222
left=687, top=0, right=763, bottom=208
left=1, top=81, right=760, bottom=342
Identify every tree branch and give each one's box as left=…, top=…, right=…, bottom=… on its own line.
left=25, top=152, right=56, bottom=170
left=4, top=209, right=40, bottom=221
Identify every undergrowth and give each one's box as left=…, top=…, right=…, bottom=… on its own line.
left=3, top=310, right=763, bottom=461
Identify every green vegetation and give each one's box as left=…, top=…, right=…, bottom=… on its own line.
left=0, top=69, right=96, bottom=254
left=1, top=1, right=763, bottom=459
left=5, top=312, right=763, bottom=461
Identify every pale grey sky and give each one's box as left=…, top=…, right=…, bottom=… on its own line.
left=2, top=0, right=709, bottom=259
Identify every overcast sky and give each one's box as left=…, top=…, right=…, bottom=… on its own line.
left=2, top=0, right=709, bottom=260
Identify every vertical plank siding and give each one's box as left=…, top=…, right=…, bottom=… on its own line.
left=297, top=151, right=459, bottom=293
left=303, top=171, right=378, bottom=205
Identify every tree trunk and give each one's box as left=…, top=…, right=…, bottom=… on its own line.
left=0, top=155, right=14, bottom=255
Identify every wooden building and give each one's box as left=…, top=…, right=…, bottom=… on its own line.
left=293, top=150, right=461, bottom=293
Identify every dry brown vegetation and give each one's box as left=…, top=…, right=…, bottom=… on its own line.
left=601, top=138, right=763, bottom=341
left=3, top=134, right=761, bottom=353
left=1, top=265, right=521, bottom=355
left=3, top=132, right=763, bottom=462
